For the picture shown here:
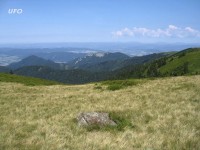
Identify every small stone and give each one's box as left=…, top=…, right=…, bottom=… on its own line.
left=77, top=112, right=117, bottom=126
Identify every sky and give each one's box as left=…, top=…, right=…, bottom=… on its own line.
left=0, top=0, right=200, bottom=44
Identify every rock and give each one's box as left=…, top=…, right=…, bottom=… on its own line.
left=77, top=112, right=117, bottom=126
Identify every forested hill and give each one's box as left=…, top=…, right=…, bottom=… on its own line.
left=112, top=48, right=200, bottom=79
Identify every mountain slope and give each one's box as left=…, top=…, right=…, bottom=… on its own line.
left=124, top=52, right=174, bottom=66
left=159, top=48, right=200, bottom=75
left=66, top=52, right=169, bottom=72
left=35, top=51, right=86, bottom=63
left=0, top=73, right=61, bottom=85
left=14, top=66, right=110, bottom=84
left=112, top=48, right=200, bottom=79
left=8, top=55, right=63, bottom=70
left=67, top=52, right=130, bottom=70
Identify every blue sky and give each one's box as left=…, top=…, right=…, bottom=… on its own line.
left=0, top=0, right=200, bottom=43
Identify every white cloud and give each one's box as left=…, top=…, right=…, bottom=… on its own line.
left=112, top=25, right=200, bottom=38
left=168, top=25, right=178, bottom=30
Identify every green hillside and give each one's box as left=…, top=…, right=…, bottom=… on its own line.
left=159, top=48, right=200, bottom=75
left=0, top=73, right=61, bottom=86
left=111, top=48, right=200, bottom=80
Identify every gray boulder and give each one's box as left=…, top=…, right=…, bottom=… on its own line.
left=77, top=112, right=117, bottom=126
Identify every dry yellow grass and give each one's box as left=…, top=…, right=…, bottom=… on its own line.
left=0, top=75, right=200, bottom=149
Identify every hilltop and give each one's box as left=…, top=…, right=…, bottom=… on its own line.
left=8, top=55, right=63, bottom=70
left=0, top=75, right=199, bottom=149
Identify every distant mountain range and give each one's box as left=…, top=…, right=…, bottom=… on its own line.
left=35, top=52, right=86, bottom=63
left=5, top=51, right=169, bottom=72
left=67, top=52, right=130, bottom=71
left=1, top=42, right=200, bottom=54
left=7, top=52, right=131, bottom=72
left=8, top=55, right=63, bottom=70
left=0, top=48, right=199, bottom=84
left=1, top=42, right=200, bottom=66
left=0, top=48, right=91, bottom=66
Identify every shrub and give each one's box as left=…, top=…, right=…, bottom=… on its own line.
left=102, top=79, right=141, bottom=91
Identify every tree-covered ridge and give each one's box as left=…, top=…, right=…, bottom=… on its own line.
left=113, top=48, right=200, bottom=79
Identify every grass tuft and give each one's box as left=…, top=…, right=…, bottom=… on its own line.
left=102, top=79, right=143, bottom=90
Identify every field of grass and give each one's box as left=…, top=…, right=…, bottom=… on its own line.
left=0, top=73, right=61, bottom=86
left=0, top=75, right=200, bottom=149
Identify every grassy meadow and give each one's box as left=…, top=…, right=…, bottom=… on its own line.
left=160, top=48, right=200, bottom=75
left=0, top=75, right=200, bottom=149
left=0, top=73, right=61, bottom=86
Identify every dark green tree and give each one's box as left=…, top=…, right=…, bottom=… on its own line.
left=9, top=70, right=14, bottom=75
